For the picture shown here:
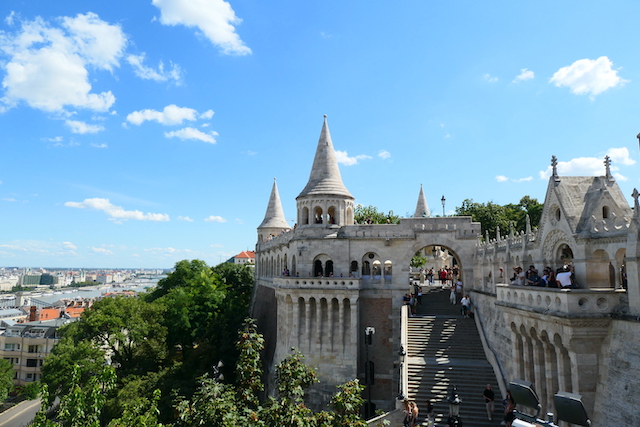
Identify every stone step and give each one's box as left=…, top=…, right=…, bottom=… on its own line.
left=405, top=287, right=500, bottom=427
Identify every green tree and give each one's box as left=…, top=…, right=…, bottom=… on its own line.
left=455, top=196, right=543, bottom=241
left=354, top=205, right=400, bottom=224
left=410, top=252, right=427, bottom=270
left=0, top=358, right=14, bottom=401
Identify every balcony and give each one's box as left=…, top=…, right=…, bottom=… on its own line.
left=495, top=284, right=625, bottom=316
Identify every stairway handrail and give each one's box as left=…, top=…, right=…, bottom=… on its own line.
left=471, top=290, right=509, bottom=398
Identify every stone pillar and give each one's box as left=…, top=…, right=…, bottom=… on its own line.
left=292, top=296, right=300, bottom=350
left=328, top=297, right=334, bottom=353
left=541, top=337, right=558, bottom=412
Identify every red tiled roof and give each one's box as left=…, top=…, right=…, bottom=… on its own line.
left=235, top=251, right=255, bottom=259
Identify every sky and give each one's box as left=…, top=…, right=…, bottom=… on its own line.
left=1, top=1, right=640, bottom=269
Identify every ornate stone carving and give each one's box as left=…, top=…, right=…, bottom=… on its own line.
left=542, top=229, right=570, bottom=263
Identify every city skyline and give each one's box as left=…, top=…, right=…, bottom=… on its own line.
left=2, top=1, right=640, bottom=268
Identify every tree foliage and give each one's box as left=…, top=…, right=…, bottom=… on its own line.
left=354, top=205, right=400, bottom=224
left=0, top=358, right=14, bottom=401
left=455, top=196, right=543, bottom=241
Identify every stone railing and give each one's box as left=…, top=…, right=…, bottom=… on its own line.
left=273, top=277, right=362, bottom=290
left=496, top=284, right=626, bottom=316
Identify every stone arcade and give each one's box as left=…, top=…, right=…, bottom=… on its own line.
left=250, top=117, right=640, bottom=425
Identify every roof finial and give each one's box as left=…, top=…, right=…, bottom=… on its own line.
left=551, top=155, right=560, bottom=182
left=633, top=188, right=639, bottom=218
left=604, top=155, right=613, bottom=181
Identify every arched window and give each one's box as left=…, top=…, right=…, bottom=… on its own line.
left=346, top=206, right=354, bottom=224
left=314, top=260, right=324, bottom=277
left=301, top=207, right=309, bottom=225
left=362, top=261, right=371, bottom=276
left=384, top=260, right=392, bottom=277
left=328, top=206, right=337, bottom=225
left=602, top=206, right=610, bottom=219
left=326, top=260, right=334, bottom=277
left=291, top=255, right=297, bottom=277
left=350, top=261, right=358, bottom=276
left=314, top=207, right=323, bottom=224
left=372, top=260, right=381, bottom=276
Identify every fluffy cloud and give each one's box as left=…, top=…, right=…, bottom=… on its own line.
left=65, top=198, right=170, bottom=222
left=0, top=13, right=125, bottom=113
left=152, top=0, right=251, bottom=55
left=178, top=215, right=194, bottom=222
left=538, top=148, right=636, bottom=179
left=496, top=175, right=532, bottom=183
left=126, top=104, right=199, bottom=125
left=92, top=247, right=113, bottom=254
left=63, top=241, right=77, bottom=250
left=378, top=150, right=391, bottom=159
left=165, top=127, right=217, bottom=144
left=550, top=56, right=627, bottom=97
left=126, top=53, right=183, bottom=84
left=513, top=68, right=534, bottom=83
left=65, top=119, right=105, bottom=134
left=335, top=150, right=372, bottom=166
left=204, top=215, right=226, bottom=223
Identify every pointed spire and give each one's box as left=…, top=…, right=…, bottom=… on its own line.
left=525, top=214, right=532, bottom=235
left=496, top=226, right=501, bottom=241
left=414, top=184, right=430, bottom=217
left=259, top=178, right=291, bottom=230
left=297, top=116, right=353, bottom=199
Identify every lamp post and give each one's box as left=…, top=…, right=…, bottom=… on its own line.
left=396, top=345, right=406, bottom=401
left=212, top=360, right=224, bottom=382
left=364, top=326, right=376, bottom=419
left=441, top=195, right=446, bottom=217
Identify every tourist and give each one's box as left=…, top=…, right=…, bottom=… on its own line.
left=449, top=284, right=457, bottom=305
left=417, top=286, right=423, bottom=305
left=403, top=400, right=417, bottom=427
left=461, top=294, right=471, bottom=318
left=424, top=399, right=435, bottom=426
left=557, top=265, right=576, bottom=289
left=482, top=384, right=495, bottom=421
left=455, top=279, right=463, bottom=301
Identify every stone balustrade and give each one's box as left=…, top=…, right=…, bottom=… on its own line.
left=273, top=277, right=362, bottom=290
left=496, top=284, right=625, bottom=316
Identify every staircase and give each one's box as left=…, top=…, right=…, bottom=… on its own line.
left=406, top=287, right=500, bottom=426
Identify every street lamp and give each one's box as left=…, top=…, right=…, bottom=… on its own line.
left=441, top=195, right=446, bottom=217
left=396, top=345, right=406, bottom=401
left=364, top=326, right=376, bottom=419
left=212, top=360, right=224, bottom=382
left=448, top=385, right=462, bottom=425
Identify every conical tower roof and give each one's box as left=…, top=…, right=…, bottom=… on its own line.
left=414, top=184, right=430, bottom=217
left=297, top=116, right=353, bottom=199
left=259, top=178, right=291, bottom=229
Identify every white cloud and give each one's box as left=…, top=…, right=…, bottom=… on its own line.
left=200, top=109, right=214, bottom=119
left=126, top=53, right=183, bottom=84
left=91, top=143, right=108, bottom=148
left=65, top=119, right=104, bottom=134
left=5, top=12, right=16, bottom=26
left=178, top=215, right=193, bottom=222
left=42, top=136, right=63, bottom=142
left=126, top=104, right=199, bottom=125
left=0, top=13, right=125, bottom=113
left=92, top=247, right=113, bottom=254
left=483, top=74, right=498, bottom=83
left=152, top=0, right=251, bottom=55
left=204, top=215, right=226, bottom=223
left=496, top=175, right=533, bottom=183
left=65, top=198, right=170, bottom=222
left=63, top=241, right=77, bottom=250
left=550, top=56, right=628, bottom=97
left=165, top=127, right=217, bottom=144
left=378, top=150, right=391, bottom=159
left=335, top=150, right=372, bottom=166
left=3, top=198, right=16, bottom=202
left=513, top=68, right=534, bottom=83
left=538, top=148, right=635, bottom=179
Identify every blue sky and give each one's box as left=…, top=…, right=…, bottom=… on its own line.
left=1, top=1, right=640, bottom=268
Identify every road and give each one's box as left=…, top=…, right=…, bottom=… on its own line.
left=0, top=399, right=40, bottom=427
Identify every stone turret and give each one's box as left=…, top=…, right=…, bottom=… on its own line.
left=414, top=184, right=430, bottom=217
left=258, top=178, right=291, bottom=242
left=296, top=116, right=355, bottom=226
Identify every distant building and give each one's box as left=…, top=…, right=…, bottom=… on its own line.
left=0, top=319, right=70, bottom=385
left=228, top=251, right=255, bottom=266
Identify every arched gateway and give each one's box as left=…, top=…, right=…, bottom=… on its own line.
left=251, top=117, right=481, bottom=410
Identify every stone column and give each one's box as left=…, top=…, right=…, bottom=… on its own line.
left=292, top=295, right=300, bottom=350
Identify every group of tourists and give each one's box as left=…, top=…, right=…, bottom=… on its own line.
left=403, top=398, right=434, bottom=427
left=510, top=264, right=578, bottom=289
left=403, top=283, right=424, bottom=316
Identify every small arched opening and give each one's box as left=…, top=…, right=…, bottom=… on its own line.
left=326, top=260, right=334, bottom=277
left=328, top=206, right=337, bottom=225
left=314, top=259, right=324, bottom=277
left=314, top=207, right=323, bottom=224
left=301, top=207, right=309, bottom=225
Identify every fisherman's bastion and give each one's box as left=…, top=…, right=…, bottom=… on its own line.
left=250, top=116, right=640, bottom=426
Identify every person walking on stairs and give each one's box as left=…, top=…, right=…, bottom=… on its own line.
left=482, top=383, right=495, bottom=420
